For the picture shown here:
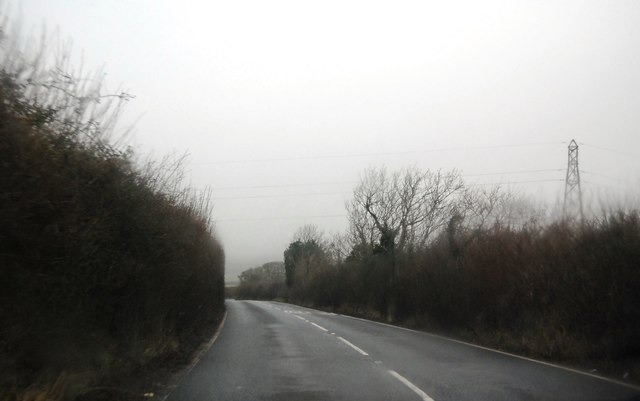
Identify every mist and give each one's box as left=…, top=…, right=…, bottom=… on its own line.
left=15, top=0, right=640, bottom=281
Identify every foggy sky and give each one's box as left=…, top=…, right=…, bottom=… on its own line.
left=14, top=0, right=640, bottom=281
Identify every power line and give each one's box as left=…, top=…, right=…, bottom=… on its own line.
left=472, top=178, right=563, bottom=186
left=197, top=141, right=565, bottom=165
left=211, top=168, right=563, bottom=191
left=580, top=142, right=639, bottom=159
left=213, top=179, right=565, bottom=220
left=581, top=170, right=624, bottom=183
left=212, top=178, right=564, bottom=201
left=214, top=214, right=348, bottom=223
left=211, top=181, right=355, bottom=191
left=464, top=168, right=562, bottom=177
left=212, top=191, right=351, bottom=201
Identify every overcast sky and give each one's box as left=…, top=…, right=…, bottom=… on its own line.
left=12, top=0, right=640, bottom=281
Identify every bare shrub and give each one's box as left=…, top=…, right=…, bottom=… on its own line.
left=284, top=165, right=640, bottom=372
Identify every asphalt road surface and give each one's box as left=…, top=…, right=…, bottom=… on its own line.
left=166, top=300, right=640, bottom=401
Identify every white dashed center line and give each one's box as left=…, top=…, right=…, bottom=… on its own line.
left=276, top=304, right=435, bottom=400
left=388, top=370, right=435, bottom=401
left=310, top=322, right=329, bottom=332
left=337, top=336, right=369, bottom=356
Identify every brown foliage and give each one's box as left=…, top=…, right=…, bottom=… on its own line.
left=286, top=170, right=640, bottom=369
left=0, top=59, right=224, bottom=399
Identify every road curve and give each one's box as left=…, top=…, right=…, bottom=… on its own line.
left=166, top=300, right=640, bottom=401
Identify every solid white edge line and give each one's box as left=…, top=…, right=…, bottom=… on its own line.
left=160, top=309, right=228, bottom=401
left=338, top=336, right=369, bottom=356
left=268, top=301, right=640, bottom=391
left=310, top=322, right=329, bottom=332
left=388, top=370, right=435, bottom=401
left=337, top=314, right=640, bottom=391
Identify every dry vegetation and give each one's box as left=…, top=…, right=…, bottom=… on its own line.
left=239, top=167, right=640, bottom=382
left=0, top=21, right=225, bottom=401
left=235, top=262, right=286, bottom=300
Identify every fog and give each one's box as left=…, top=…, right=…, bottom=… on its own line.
left=15, top=0, right=640, bottom=281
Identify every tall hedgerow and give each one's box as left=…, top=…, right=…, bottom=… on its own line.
left=274, top=167, right=640, bottom=382
left=0, top=17, right=225, bottom=401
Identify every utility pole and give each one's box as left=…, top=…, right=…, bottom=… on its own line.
left=563, top=139, right=584, bottom=221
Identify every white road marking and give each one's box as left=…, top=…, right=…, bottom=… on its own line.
left=294, top=315, right=306, bottom=321
left=388, top=370, right=435, bottom=401
left=284, top=309, right=311, bottom=314
left=269, top=301, right=640, bottom=392
left=337, top=313, right=640, bottom=391
left=310, top=322, right=328, bottom=332
left=338, top=336, right=369, bottom=356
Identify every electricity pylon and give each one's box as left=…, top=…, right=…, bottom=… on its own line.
left=563, top=139, right=584, bottom=221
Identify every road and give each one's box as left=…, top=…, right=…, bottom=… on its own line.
left=166, top=300, right=640, bottom=401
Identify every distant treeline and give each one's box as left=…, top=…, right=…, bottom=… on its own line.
left=0, top=25, right=224, bottom=400
left=237, top=167, right=640, bottom=378
left=235, top=261, right=287, bottom=300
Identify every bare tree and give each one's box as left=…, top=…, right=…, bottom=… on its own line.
left=0, top=20, right=134, bottom=147
left=413, top=169, right=465, bottom=247
left=457, top=185, right=545, bottom=234
left=457, top=185, right=505, bottom=234
left=292, top=224, right=325, bottom=246
left=347, top=167, right=399, bottom=254
left=346, top=166, right=465, bottom=253
left=285, top=224, right=327, bottom=288
left=325, top=231, right=350, bottom=264
left=346, top=195, right=379, bottom=250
